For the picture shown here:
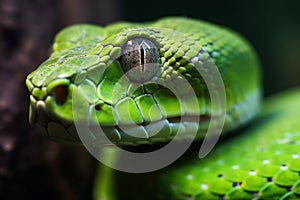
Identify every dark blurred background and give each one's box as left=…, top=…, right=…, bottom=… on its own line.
left=0, top=0, right=299, bottom=199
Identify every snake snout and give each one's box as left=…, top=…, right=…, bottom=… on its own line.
left=26, top=77, right=81, bottom=142
left=28, top=86, right=80, bottom=143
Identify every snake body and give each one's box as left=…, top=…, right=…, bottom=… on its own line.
left=25, top=17, right=300, bottom=199
left=96, top=88, right=300, bottom=199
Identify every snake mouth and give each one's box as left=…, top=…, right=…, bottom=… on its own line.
left=29, top=95, right=213, bottom=145
left=167, top=115, right=210, bottom=123
left=29, top=95, right=81, bottom=143
left=27, top=78, right=213, bottom=145
left=29, top=84, right=261, bottom=146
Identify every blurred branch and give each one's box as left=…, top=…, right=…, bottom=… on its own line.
left=0, top=0, right=59, bottom=198
left=0, top=0, right=101, bottom=199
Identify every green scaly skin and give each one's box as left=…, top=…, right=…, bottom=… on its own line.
left=25, top=17, right=300, bottom=200
left=26, top=17, right=260, bottom=145
left=96, top=88, right=300, bottom=199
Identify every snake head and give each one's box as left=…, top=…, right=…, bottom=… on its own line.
left=26, top=18, right=261, bottom=145
left=25, top=23, right=206, bottom=145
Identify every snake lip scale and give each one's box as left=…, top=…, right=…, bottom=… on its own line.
left=28, top=92, right=215, bottom=146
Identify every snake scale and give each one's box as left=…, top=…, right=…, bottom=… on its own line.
left=26, top=17, right=300, bottom=199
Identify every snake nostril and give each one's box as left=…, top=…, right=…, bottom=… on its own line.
left=52, top=85, right=69, bottom=105
left=95, top=104, right=101, bottom=111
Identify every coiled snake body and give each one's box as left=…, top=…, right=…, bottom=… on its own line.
left=26, top=17, right=300, bottom=199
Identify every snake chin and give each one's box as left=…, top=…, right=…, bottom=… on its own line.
left=29, top=95, right=212, bottom=146
left=29, top=93, right=213, bottom=146
left=29, top=97, right=81, bottom=144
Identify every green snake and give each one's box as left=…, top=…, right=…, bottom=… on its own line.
left=25, top=17, right=300, bottom=199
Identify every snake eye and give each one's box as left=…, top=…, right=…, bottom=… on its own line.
left=119, top=38, right=160, bottom=83
left=52, top=85, right=69, bottom=105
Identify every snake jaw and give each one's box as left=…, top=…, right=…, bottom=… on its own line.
left=29, top=92, right=80, bottom=143
left=27, top=79, right=208, bottom=145
left=27, top=77, right=87, bottom=143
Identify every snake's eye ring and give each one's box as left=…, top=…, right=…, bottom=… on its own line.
left=119, top=38, right=160, bottom=83
left=52, top=85, right=69, bottom=105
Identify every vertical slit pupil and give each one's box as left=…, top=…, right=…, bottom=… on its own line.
left=120, top=38, right=160, bottom=83
left=140, top=47, right=145, bottom=71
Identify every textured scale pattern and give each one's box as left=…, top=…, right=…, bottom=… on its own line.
left=25, top=17, right=299, bottom=200
left=26, top=17, right=260, bottom=146
left=96, top=89, right=300, bottom=200
left=161, top=89, right=300, bottom=200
